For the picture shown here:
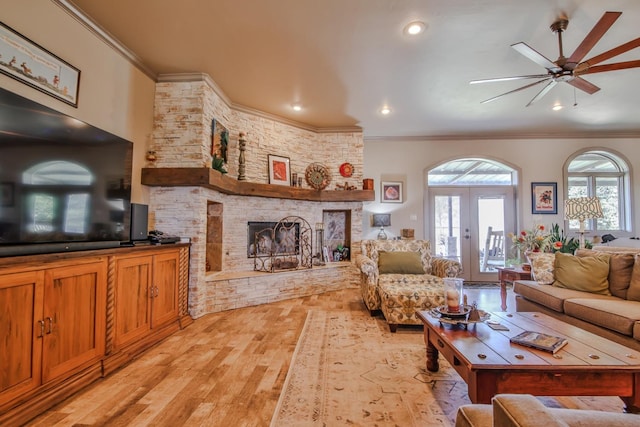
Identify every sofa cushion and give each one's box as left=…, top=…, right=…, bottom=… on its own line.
left=564, top=298, right=640, bottom=336
left=552, top=252, right=611, bottom=296
left=513, top=280, right=607, bottom=313
left=576, top=249, right=635, bottom=299
left=526, top=252, right=555, bottom=285
left=627, top=255, right=640, bottom=302
left=455, top=404, right=493, bottom=427
left=491, top=394, right=569, bottom=427
left=378, top=251, right=425, bottom=274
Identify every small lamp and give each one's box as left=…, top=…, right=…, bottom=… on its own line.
left=372, top=213, right=391, bottom=240
left=564, top=197, right=604, bottom=249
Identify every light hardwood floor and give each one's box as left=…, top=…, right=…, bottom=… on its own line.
left=26, top=284, right=514, bottom=426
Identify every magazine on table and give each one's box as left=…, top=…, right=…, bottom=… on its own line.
left=509, top=331, right=568, bottom=354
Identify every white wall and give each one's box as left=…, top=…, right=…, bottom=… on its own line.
left=1, top=0, right=156, bottom=204
left=363, top=138, right=640, bottom=240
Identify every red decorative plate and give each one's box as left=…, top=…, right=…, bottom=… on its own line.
left=339, top=162, right=354, bottom=177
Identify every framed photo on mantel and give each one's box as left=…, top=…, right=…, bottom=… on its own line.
left=268, top=154, right=291, bottom=186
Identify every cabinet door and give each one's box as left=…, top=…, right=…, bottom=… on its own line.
left=0, top=271, right=44, bottom=404
left=114, top=255, right=152, bottom=349
left=151, top=251, right=179, bottom=329
left=42, top=261, right=106, bottom=383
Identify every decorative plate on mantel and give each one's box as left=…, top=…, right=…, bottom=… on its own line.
left=339, top=162, right=354, bottom=177
left=305, top=163, right=331, bottom=190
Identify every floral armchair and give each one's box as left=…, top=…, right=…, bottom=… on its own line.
left=355, top=239, right=463, bottom=314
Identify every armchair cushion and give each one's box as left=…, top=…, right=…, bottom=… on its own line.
left=378, top=251, right=425, bottom=274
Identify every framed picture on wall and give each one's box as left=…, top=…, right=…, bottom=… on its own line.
left=268, top=154, right=291, bottom=186
left=531, top=182, right=557, bottom=214
left=381, top=181, right=403, bottom=203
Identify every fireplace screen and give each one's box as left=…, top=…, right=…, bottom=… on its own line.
left=248, top=216, right=312, bottom=272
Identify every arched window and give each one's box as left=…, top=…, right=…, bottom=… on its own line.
left=428, top=158, right=514, bottom=186
left=565, top=150, right=630, bottom=233
left=22, top=161, right=93, bottom=234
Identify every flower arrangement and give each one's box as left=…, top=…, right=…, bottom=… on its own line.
left=508, top=224, right=552, bottom=254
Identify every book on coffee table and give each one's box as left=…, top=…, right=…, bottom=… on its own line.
left=509, top=331, right=568, bottom=354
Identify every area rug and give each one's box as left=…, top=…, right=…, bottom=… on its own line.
left=270, top=309, right=625, bottom=427
left=270, top=310, right=470, bottom=426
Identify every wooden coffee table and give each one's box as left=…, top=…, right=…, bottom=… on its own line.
left=416, top=310, right=640, bottom=413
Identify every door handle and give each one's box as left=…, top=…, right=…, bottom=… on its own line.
left=464, top=228, right=470, bottom=240
left=37, top=319, right=45, bottom=338
left=45, top=316, right=54, bottom=334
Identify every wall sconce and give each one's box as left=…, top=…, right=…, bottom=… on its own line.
left=372, top=213, right=391, bottom=240
left=146, top=150, right=157, bottom=162
left=564, top=197, right=604, bottom=248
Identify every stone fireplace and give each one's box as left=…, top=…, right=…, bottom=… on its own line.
left=144, top=75, right=369, bottom=318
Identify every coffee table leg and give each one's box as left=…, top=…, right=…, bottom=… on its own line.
left=426, top=339, right=439, bottom=372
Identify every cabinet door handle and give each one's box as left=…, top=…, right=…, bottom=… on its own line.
left=154, top=286, right=160, bottom=297
left=45, top=316, right=54, bottom=334
left=37, top=319, right=45, bottom=338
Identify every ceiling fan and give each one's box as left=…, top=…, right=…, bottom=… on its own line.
left=471, top=11, right=640, bottom=106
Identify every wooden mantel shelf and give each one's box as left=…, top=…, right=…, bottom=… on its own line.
left=141, top=168, right=375, bottom=202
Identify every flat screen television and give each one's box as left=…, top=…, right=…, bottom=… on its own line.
left=0, top=87, right=133, bottom=256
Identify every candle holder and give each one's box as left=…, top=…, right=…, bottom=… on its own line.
left=444, top=278, right=464, bottom=313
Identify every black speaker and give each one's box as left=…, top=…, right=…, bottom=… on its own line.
left=130, top=203, right=149, bottom=241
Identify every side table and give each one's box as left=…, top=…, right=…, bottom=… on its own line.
left=496, top=267, right=532, bottom=310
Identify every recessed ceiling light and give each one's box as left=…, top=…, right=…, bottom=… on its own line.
left=380, top=106, right=391, bottom=115
left=404, top=21, right=426, bottom=36
left=292, top=103, right=302, bottom=111
left=552, top=104, right=563, bottom=111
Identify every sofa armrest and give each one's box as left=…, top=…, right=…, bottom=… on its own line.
left=355, top=254, right=377, bottom=277
left=431, top=256, right=463, bottom=278
left=492, top=394, right=569, bottom=427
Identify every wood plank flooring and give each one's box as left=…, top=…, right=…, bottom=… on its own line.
left=25, top=283, right=614, bottom=426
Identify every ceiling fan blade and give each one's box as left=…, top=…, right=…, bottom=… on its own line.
left=525, top=80, right=557, bottom=107
left=566, top=11, right=622, bottom=67
left=470, top=74, right=550, bottom=84
left=480, top=78, right=550, bottom=104
left=576, top=60, right=640, bottom=75
left=567, top=76, right=600, bottom=94
left=576, top=37, right=640, bottom=70
left=511, top=42, right=562, bottom=73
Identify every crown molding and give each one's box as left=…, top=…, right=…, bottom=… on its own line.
left=364, top=130, right=640, bottom=142
left=53, top=1, right=361, bottom=136
left=157, top=73, right=362, bottom=134
left=53, top=0, right=157, bottom=79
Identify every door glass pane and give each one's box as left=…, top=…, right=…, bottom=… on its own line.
left=478, top=197, right=505, bottom=272
left=434, top=195, right=460, bottom=262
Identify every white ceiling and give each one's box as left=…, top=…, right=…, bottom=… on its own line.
left=65, top=0, right=640, bottom=139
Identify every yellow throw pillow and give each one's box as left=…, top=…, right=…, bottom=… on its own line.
left=553, top=252, right=611, bottom=295
left=576, top=249, right=633, bottom=299
left=525, top=251, right=555, bottom=285
left=378, top=251, right=425, bottom=274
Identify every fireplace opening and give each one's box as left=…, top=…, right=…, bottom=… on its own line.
left=248, top=216, right=312, bottom=272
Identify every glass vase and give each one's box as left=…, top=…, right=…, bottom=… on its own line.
left=444, top=278, right=464, bottom=313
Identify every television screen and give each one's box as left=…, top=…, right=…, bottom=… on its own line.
left=0, top=87, right=133, bottom=256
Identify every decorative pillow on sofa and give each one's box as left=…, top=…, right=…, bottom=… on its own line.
left=552, top=252, right=611, bottom=295
left=378, top=251, right=426, bottom=274
left=627, top=255, right=640, bottom=302
left=576, top=249, right=633, bottom=299
left=525, top=251, right=555, bottom=285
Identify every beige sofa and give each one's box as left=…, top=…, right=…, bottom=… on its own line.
left=455, top=394, right=640, bottom=427
left=355, top=239, right=462, bottom=331
left=514, top=248, right=640, bottom=351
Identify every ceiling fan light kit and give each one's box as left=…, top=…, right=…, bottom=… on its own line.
left=471, top=11, right=640, bottom=107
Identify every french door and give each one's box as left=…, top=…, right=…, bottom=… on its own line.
left=429, top=187, right=515, bottom=282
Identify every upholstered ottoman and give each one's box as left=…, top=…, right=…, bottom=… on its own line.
left=378, top=275, right=445, bottom=332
